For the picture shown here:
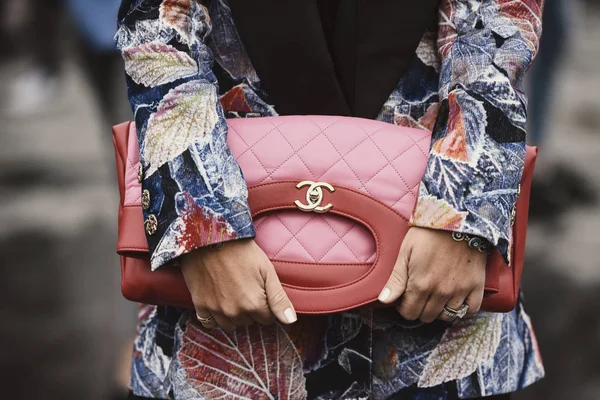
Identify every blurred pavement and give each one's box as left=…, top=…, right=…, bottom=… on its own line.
left=0, top=3, right=599, bottom=400
left=0, top=57, right=135, bottom=399
left=515, top=6, right=600, bottom=400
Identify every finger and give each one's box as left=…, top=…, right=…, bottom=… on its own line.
left=220, top=304, right=255, bottom=326
left=396, top=286, right=428, bottom=321
left=464, top=287, right=484, bottom=317
left=438, top=294, right=469, bottom=322
left=378, top=243, right=411, bottom=304
left=227, top=313, right=255, bottom=326
left=419, top=291, right=451, bottom=324
left=195, top=308, right=217, bottom=329
left=212, top=312, right=237, bottom=332
left=264, top=267, right=297, bottom=324
left=249, top=301, right=276, bottom=325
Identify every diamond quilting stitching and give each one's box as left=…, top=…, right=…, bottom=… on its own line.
left=268, top=214, right=298, bottom=258
left=226, top=124, right=249, bottom=153
left=229, top=124, right=272, bottom=178
left=231, top=119, right=285, bottom=159
left=323, top=220, right=360, bottom=262
left=321, top=218, right=368, bottom=262
left=360, top=135, right=428, bottom=198
left=387, top=135, right=432, bottom=198
left=293, top=216, right=347, bottom=262
left=232, top=117, right=430, bottom=199
left=353, top=120, right=428, bottom=198
left=391, top=183, right=422, bottom=212
left=272, top=213, right=318, bottom=260
left=322, top=121, right=407, bottom=196
left=307, top=117, right=379, bottom=195
left=254, top=118, right=332, bottom=183
left=255, top=215, right=295, bottom=256
left=415, top=133, right=430, bottom=156
left=253, top=217, right=267, bottom=229
left=362, top=119, right=429, bottom=159
left=273, top=133, right=318, bottom=182
left=275, top=117, right=342, bottom=158
left=238, top=121, right=297, bottom=180
left=321, top=120, right=393, bottom=170
left=257, top=214, right=377, bottom=263
left=126, top=157, right=138, bottom=176
left=228, top=116, right=431, bottom=262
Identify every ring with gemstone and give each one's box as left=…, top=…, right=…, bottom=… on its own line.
left=443, top=304, right=469, bottom=319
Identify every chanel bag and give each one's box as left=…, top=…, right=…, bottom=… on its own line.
left=113, top=116, right=537, bottom=314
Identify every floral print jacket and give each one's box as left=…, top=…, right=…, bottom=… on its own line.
left=116, top=0, right=545, bottom=399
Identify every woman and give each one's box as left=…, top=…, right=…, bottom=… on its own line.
left=116, top=0, right=545, bottom=398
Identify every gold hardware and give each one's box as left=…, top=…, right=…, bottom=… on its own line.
left=137, top=163, right=144, bottom=183
left=294, top=181, right=335, bottom=213
left=145, top=214, right=158, bottom=235
left=141, top=189, right=151, bottom=210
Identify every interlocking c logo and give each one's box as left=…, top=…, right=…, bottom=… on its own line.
left=294, top=181, right=335, bottom=213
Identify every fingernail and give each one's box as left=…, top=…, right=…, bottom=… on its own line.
left=283, top=307, right=297, bottom=324
left=378, top=287, right=391, bottom=302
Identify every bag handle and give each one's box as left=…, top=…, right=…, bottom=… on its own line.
left=248, top=181, right=406, bottom=313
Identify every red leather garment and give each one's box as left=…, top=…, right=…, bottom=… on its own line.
left=113, top=119, right=538, bottom=314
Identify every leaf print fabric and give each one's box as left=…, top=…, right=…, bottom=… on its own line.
left=176, top=319, right=307, bottom=399
left=284, top=316, right=329, bottom=373
left=151, top=191, right=238, bottom=269
left=122, top=43, right=198, bottom=87
left=143, top=80, right=219, bottom=176
left=117, top=0, right=545, bottom=399
left=411, top=196, right=468, bottom=230
left=459, top=304, right=545, bottom=398
left=410, top=0, right=543, bottom=264
left=130, top=306, right=174, bottom=398
left=418, top=314, right=502, bottom=388
left=116, top=0, right=255, bottom=271
left=160, top=0, right=210, bottom=46
left=371, top=316, right=446, bottom=396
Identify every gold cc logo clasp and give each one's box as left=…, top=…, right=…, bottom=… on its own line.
left=294, top=181, right=335, bottom=213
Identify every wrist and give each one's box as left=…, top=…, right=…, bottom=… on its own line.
left=451, top=231, right=490, bottom=253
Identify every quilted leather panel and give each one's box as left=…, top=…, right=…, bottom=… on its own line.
left=125, top=116, right=431, bottom=264
left=227, top=116, right=431, bottom=216
left=228, top=116, right=431, bottom=263
left=253, top=212, right=376, bottom=263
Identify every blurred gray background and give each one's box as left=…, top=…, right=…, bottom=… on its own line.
left=0, top=0, right=599, bottom=399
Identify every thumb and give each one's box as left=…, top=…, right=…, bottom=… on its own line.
left=264, top=266, right=297, bottom=324
left=378, top=243, right=410, bottom=304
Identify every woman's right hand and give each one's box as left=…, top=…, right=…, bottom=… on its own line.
left=181, top=239, right=297, bottom=331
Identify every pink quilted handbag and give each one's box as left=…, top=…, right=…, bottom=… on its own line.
left=113, top=116, right=537, bottom=314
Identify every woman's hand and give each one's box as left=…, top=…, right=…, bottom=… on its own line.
left=181, top=239, right=297, bottom=331
left=378, top=227, right=487, bottom=323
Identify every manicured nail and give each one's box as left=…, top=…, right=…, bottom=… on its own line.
left=378, top=287, right=391, bottom=302
left=284, top=307, right=297, bottom=324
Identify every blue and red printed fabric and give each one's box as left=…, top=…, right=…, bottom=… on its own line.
left=116, top=0, right=545, bottom=398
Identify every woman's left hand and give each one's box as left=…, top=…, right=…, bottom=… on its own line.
left=378, top=227, right=488, bottom=323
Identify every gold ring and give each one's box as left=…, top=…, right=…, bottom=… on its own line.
left=196, top=314, right=214, bottom=324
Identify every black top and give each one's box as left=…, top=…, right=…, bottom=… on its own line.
left=228, top=0, right=440, bottom=118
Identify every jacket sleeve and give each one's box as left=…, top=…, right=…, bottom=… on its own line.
left=116, top=0, right=255, bottom=270
left=409, top=0, right=543, bottom=264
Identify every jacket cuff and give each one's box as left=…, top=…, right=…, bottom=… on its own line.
left=142, top=174, right=256, bottom=271
left=409, top=193, right=512, bottom=265
left=147, top=201, right=256, bottom=271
